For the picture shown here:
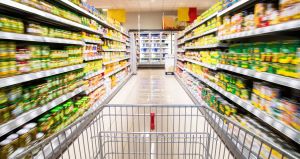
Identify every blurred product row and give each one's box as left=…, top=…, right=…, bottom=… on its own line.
left=0, top=0, right=132, bottom=158
left=176, top=0, right=299, bottom=158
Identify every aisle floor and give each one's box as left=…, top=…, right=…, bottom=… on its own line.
left=109, top=69, right=194, bottom=105
left=61, top=69, right=232, bottom=159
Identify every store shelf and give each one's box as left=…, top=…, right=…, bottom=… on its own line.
left=102, top=35, right=126, bottom=43
left=34, top=73, right=133, bottom=159
left=217, top=64, right=300, bottom=90
left=0, top=1, right=99, bottom=34
left=177, top=41, right=185, bottom=45
left=184, top=12, right=218, bottom=34
left=56, top=0, right=104, bottom=25
left=83, top=39, right=103, bottom=44
left=185, top=58, right=217, bottom=70
left=103, top=57, right=130, bottom=65
left=0, top=64, right=85, bottom=88
left=177, top=49, right=185, bottom=53
left=217, top=0, right=253, bottom=17
left=184, top=28, right=218, bottom=42
left=177, top=33, right=185, bottom=40
left=218, top=20, right=300, bottom=40
left=85, top=81, right=104, bottom=94
left=104, top=64, right=130, bottom=78
left=0, top=86, right=85, bottom=137
left=0, top=31, right=85, bottom=45
left=184, top=43, right=228, bottom=50
left=103, top=48, right=127, bottom=52
left=84, top=70, right=104, bottom=80
left=55, top=0, right=128, bottom=36
left=83, top=56, right=103, bottom=61
left=184, top=68, right=300, bottom=144
left=175, top=73, right=273, bottom=159
left=177, top=57, right=185, bottom=61
left=177, top=65, right=184, bottom=70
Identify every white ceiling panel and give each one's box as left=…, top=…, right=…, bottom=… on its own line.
left=87, top=0, right=217, bottom=12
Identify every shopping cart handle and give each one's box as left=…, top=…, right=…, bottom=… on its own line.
left=150, top=112, right=155, bottom=130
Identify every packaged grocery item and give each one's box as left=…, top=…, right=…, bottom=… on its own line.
left=6, top=134, right=19, bottom=151
left=24, top=123, right=38, bottom=141
left=16, top=129, right=32, bottom=147
left=279, top=1, right=300, bottom=21
left=0, top=139, right=14, bottom=159
left=38, top=114, right=52, bottom=134
left=0, top=15, right=24, bottom=33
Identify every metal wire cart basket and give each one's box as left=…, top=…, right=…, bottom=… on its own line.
left=16, top=104, right=297, bottom=159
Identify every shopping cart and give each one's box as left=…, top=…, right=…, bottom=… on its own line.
left=15, top=104, right=297, bottom=159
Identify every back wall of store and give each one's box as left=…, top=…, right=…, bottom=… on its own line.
left=125, top=11, right=176, bottom=30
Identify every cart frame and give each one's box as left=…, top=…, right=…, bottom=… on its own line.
left=15, top=104, right=298, bottom=159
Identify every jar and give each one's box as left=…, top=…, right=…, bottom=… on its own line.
left=10, top=101, right=23, bottom=118
left=279, top=41, right=298, bottom=64
left=37, top=114, right=52, bottom=133
left=240, top=89, right=250, bottom=100
left=0, top=139, right=14, bottom=159
left=24, top=123, right=38, bottom=141
left=50, top=107, right=62, bottom=129
left=7, top=86, right=22, bottom=104
left=16, top=129, right=31, bottom=147
left=63, top=102, right=73, bottom=116
left=6, top=134, right=19, bottom=150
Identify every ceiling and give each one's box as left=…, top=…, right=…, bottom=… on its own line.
left=87, top=0, right=217, bottom=12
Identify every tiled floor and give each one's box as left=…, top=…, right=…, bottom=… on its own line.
left=109, top=69, right=194, bottom=105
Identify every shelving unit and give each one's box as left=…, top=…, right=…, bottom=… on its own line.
left=0, top=64, right=85, bottom=88
left=184, top=12, right=218, bottom=35
left=104, top=63, right=131, bottom=78
left=0, top=86, right=85, bottom=137
left=184, top=43, right=228, bottom=50
left=0, top=31, right=85, bottom=45
left=217, top=0, right=253, bottom=17
left=102, top=49, right=127, bottom=52
left=83, top=39, right=103, bottom=44
left=184, top=68, right=300, bottom=144
left=32, top=73, right=133, bottom=159
left=85, top=81, right=104, bottom=94
left=0, top=0, right=132, bottom=156
left=185, top=58, right=217, bottom=70
left=0, top=1, right=100, bottom=34
left=217, top=64, right=300, bottom=89
left=102, top=35, right=126, bottom=43
left=55, top=0, right=129, bottom=36
left=84, top=69, right=105, bottom=80
left=135, top=31, right=176, bottom=67
left=102, top=57, right=130, bottom=65
left=83, top=56, right=103, bottom=61
left=184, top=28, right=218, bottom=42
left=218, top=20, right=300, bottom=41
left=175, top=0, right=300, bottom=157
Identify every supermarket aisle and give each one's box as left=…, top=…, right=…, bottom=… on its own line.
left=109, top=69, right=194, bottom=104
left=63, top=69, right=232, bottom=159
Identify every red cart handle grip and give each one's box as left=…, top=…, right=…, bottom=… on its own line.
left=150, top=112, right=155, bottom=130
